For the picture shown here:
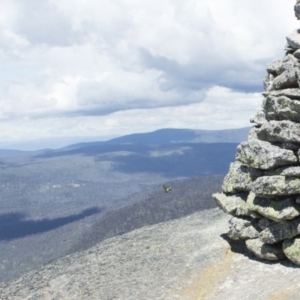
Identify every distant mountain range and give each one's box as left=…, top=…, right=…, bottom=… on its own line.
left=19, top=127, right=249, bottom=177
left=64, top=127, right=250, bottom=150
left=0, top=127, right=250, bottom=152
left=0, top=128, right=250, bottom=177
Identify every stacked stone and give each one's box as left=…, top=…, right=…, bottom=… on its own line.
left=213, top=1, right=300, bottom=265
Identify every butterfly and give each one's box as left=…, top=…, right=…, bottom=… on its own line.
left=163, top=185, right=172, bottom=193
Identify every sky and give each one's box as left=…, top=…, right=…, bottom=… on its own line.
left=0, top=0, right=298, bottom=143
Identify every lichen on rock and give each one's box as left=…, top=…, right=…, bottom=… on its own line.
left=263, top=95, right=300, bottom=123
left=235, top=139, right=297, bottom=170
left=246, top=191, right=300, bottom=222
left=259, top=218, right=300, bottom=244
left=283, top=237, right=300, bottom=265
left=227, top=217, right=260, bottom=240
left=221, top=161, right=259, bottom=193
left=213, top=192, right=260, bottom=219
left=246, top=238, right=285, bottom=261
left=252, top=176, right=300, bottom=198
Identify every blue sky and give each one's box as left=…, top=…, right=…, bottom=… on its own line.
left=0, top=0, right=298, bottom=143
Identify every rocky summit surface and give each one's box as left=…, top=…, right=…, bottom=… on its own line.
left=2, top=208, right=300, bottom=300
left=213, top=1, right=300, bottom=268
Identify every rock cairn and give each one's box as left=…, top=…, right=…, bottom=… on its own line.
left=213, top=1, right=300, bottom=265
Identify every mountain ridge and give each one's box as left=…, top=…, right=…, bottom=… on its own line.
left=63, top=127, right=250, bottom=150
left=0, top=127, right=250, bottom=152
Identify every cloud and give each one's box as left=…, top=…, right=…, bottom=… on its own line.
left=0, top=0, right=297, bottom=140
left=0, top=86, right=261, bottom=142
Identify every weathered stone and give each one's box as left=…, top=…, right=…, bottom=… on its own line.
left=264, top=74, right=274, bottom=91
left=286, top=44, right=296, bottom=54
left=283, top=237, right=300, bottom=265
left=287, top=29, right=300, bottom=49
left=247, top=192, right=300, bottom=222
left=252, top=176, right=300, bottom=198
left=262, top=88, right=300, bottom=100
left=248, top=126, right=259, bottom=140
left=235, top=139, right=297, bottom=170
left=249, top=168, right=264, bottom=178
left=258, top=218, right=275, bottom=230
left=263, top=95, right=300, bottom=123
left=222, top=162, right=255, bottom=193
left=267, top=55, right=298, bottom=76
left=265, top=166, right=300, bottom=177
left=266, top=60, right=283, bottom=75
left=278, top=142, right=300, bottom=150
left=235, top=205, right=261, bottom=219
left=294, top=49, right=300, bottom=59
left=246, top=239, right=285, bottom=261
left=263, top=55, right=300, bottom=90
left=250, top=111, right=267, bottom=125
left=259, top=217, right=300, bottom=244
left=295, top=0, right=300, bottom=20
left=213, top=192, right=260, bottom=219
left=227, top=217, right=260, bottom=240
left=248, top=133, right=298, bottom=154
left=213, top=192, right=247, bottom=215
left=271, top=68, right=299, bottom=90
left=256, top=120, right=300, bottom=143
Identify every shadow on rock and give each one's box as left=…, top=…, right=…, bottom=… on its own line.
left=221, top=234, right=276, bottom=264
left=221, top=233, right=300, bottom=268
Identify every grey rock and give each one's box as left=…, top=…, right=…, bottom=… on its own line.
left=248, top=126, right=260, bottom=140
left=262, top=88, right=300, bottom=100
left=295, top=0, right=300, bottom=20
left=285, top=44, right=296, bottom=54
left=266, top=60, right=283, bottom=75
left=271, top=68, right=299, bottom=90
left=222, top=161, right=256, bottom=193
left=265, top=166, right=300, bottom=177
left=264, top=74, right=274, bottom=91
left=252, top=176, right=300, bottom=198
left=227, top=217, right=260, bottom=240
left=213, top=193, right=247, bottom=215
left=256, top=120, right=300, bottom=144
left=235, top=139, right=297, bottom=170
left=258, top=218, right=275, bottom=230
left=213, top=192, right=260, bottom=219
left=259, top=217, right=300, bottom=244
left=247, top=191, right=300, bottom=222
left=278, top=142, right=300, bottom=151
left=294, top=49, right=300, bottom=59
left=267, top=55, right=298, bottom=76
left=287, top=29, right=300, bottom=49
left=265, top=55, right=300, bottom=90
left=249, top=168, right=264, bottom=178
left=283, top=237, right=300, bottom=265
left=263, top=95, right=300, bottom=123
left=246, top=238, right=285, bottom=261
left=250, top=111, right=267, bottom=125
left=235, top=205, right=261, bottom=219
left=0, top=209, right=232, bottom=300
left=213, top=192, right=248, bottom=215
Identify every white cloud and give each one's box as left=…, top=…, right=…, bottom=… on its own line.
left=0, top=86, right=261, bottom=142
left=0, top=0, right=297, bottom=141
